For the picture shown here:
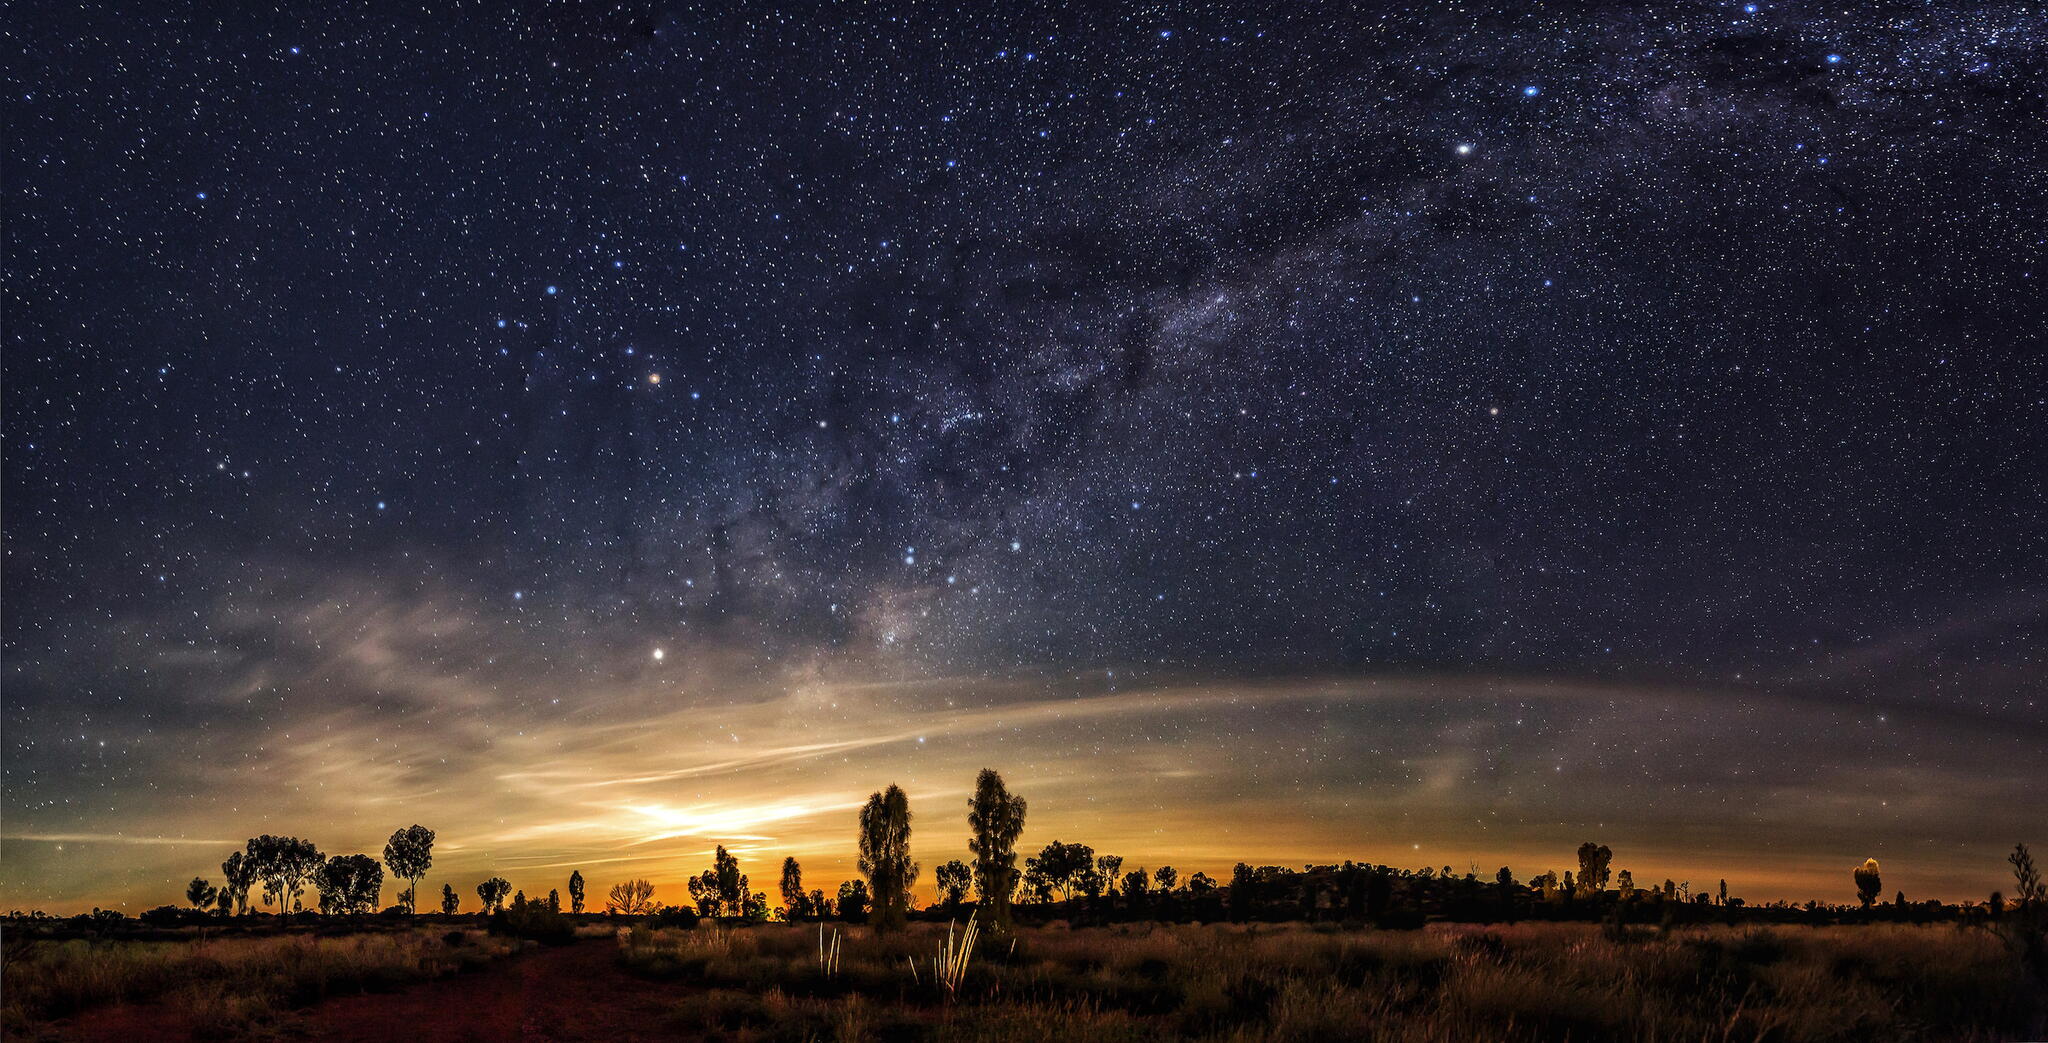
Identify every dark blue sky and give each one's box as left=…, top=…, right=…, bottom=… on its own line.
left=4, top=2, right=2043, bottom=908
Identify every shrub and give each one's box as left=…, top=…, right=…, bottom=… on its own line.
left=650, top=905, right=701, bottom=930
left=138, top=906, right=209, bottom=928
left=490, top=902, right=573, bottom=945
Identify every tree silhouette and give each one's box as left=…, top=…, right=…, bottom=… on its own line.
left=1155, top=865, right=1178, bottom=891
left=688, top=871, right=720, bottom=916
left=1617, top=870, right=1636, bottom=901
left=1718, top=879, right=1729, bottom=906
left=1024, top=841, right=1095, bottom=903
left=1575, top=843, right=1612, bottom=899
left=220, top=850, right=256, bottom=915
left=315, top=854, right=383, bottom=915
left=1096, top=854, right=1124, bottom=900
left=1078, top=863, right=1109, bottom=900
left=606, top=878, right=654, bottom=915
left=246, top=836, right=322, bottom=918
left=1121, top=869, right=1148, bottom=903
left=836, top=879, right=870, bottom=923
left=713, top=845, right=748, bottom=916
left=214, top=884, right=233, bottom=916
left=382, top=824, right=435, bottom=915
left=935, top=859, right=971, bottom=912
left=568, top=870, right=586, bottom=914
left=441, top=883, right=460, bottom=914
left=1229, top=863, right=1255, bottom=920
left=1855, top=858, right=1883, bottom=908
left=780, top=857, right=806, bottom=919
left=967, top=768, right=1027, bottom=931
left=2011, top=843, right=2043, bottom=908
left=858, top=783, right=918, bottom=932
left=477, top=877, right=512, bottom=914
left=186, top=877, right=217, bottom=911
left=742, top=887, right=770, bottom=921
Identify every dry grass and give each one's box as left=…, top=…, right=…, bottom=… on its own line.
left=1, top=927, right=519, bottom=1037
left=619, top=920, right=2046, bottom=1041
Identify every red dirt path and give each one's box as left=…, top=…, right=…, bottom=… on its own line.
left=56, top=938, right=708, bottom=1042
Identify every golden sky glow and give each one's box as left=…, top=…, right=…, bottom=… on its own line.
left=0, top=582, right=2031, bottom=912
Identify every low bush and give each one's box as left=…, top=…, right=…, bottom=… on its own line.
left=624, top=920, right=2046, bottom=1042
left=490, top=902, right=573, bottom=945
left=0, top=928, right=518, bottom=1036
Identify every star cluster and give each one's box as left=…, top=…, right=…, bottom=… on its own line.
left=3, top=2, right=2044, bottom=909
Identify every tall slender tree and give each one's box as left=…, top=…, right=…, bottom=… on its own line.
left=859, top=783, right=918, bottom=932
left=713, top=845, right=747, bottom=915
left=967, top=768, right=1026, bottom=931
left=779, top=857, right=806, bottom=919
left=441, top=883, right=460, bottom=914
left=382, top=824, right=435, bottom=915
left=568, top=870, right=586, bottom=914
left=221, top=850, right=256, bottom=915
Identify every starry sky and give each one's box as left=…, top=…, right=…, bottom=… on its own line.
left=4, top=2, right=2044, bottom=913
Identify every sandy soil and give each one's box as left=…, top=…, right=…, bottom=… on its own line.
left=53, top=937, right=705, bottom=1042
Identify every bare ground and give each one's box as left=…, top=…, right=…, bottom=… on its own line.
left=53, top=938, right=701, bottom=1042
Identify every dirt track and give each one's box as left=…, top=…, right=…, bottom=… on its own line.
left=59, top=938, right=705, bottom=1042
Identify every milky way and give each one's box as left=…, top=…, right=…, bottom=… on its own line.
left=4, top=3, right=2044, bottom=910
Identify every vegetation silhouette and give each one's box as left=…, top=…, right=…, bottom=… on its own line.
left=22, top=775, right=2036, bottom=948
left=859, top=783, right=918, bottom=932
left=313, top=853, right=382, bottom=915
left=7, top=778, right=2043, bottom=1043
left=607, top=878, right=655, bottom=916
left=475, top=877, right=511, bottom=914
left=934, top=859, right=971, bottom=915
left=1856, top=857, right=1884, bottom=908
left=381, top=824, right=434, bottom=915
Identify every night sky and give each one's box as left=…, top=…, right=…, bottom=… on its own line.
left=5, top=3, right=2044, bottom=912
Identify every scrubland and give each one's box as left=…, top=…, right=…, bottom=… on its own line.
left=617, top=918, right=2046, bottom=1042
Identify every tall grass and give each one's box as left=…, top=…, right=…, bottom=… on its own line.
left=1, top=928, right=518, bottom=1036
left=620, top=920, right=2045, bottom=1041
left=930, top=913, right=979, bottom=1001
